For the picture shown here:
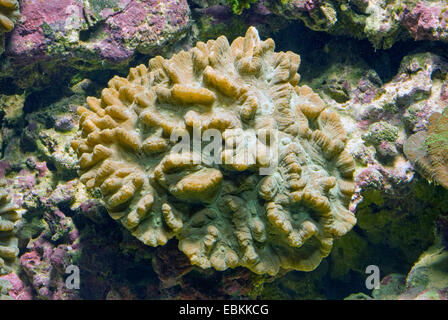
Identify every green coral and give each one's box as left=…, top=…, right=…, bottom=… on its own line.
left=298, top=38, right=381, bottom=102
left=362, top=121, right=399, bottom=146
left=229, top=0, right=258, bottom=14
left=193, top=2, right=288, bottom=43
left=405, top=106, right=448, bottom=189
left=350, top=243, right=448, bottom=300
left=18, top=216, right=46, bottom=240
left=0, top=93, right=25, bottom=127
left=269, top=0, right=426, bottom=49
left=425, top=129, right=448, bottom=151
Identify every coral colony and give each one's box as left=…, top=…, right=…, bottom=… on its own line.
left=72, top=27, right=356, bottom=275
left=0, top=0, right=448, bottom=301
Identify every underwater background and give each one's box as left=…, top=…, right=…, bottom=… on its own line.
left=0, top=0, right=448, bottom=300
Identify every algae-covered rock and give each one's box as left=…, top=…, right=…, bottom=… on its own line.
left=0, top=93, right=24, bottom=127
left=8, top=0, right=190, bottom=63
left=266, top=1, right=448, bottom=49
left=192, top=2, right=287, bottom=42
left=357, top=180, right=445, bottom=263
left=399, top=243, right=448, bottom=299
left=0, top=278, right=12, bottom=299
left=1, top=0, right=191, bottom=89
left=328, top=175, right=448, bottom=286
left=298, top=39, right=382, bottom=105
left=190, top=0, right=259, bottom=15
left=330, top=230, right=369, bottom=281
left=349, top=243, right=448, bottom=300
left=362, top=121, right=400, bottom=159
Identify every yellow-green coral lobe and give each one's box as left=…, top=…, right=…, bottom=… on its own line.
left=73, top=27, right=356, bottom=275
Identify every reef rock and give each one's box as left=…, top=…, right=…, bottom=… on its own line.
left=402, top=1, right=448, bottom=42
left=2, top=0, right=191, bottom=88
left=7, top=0, right=190, bottom=64
left=72, top=27, right=357, bottom=275
left=192, top=2, right=287, bottom=42
left=347, top=242, right=448, bottom=300
left=267, top=0, right=448, bottom=49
